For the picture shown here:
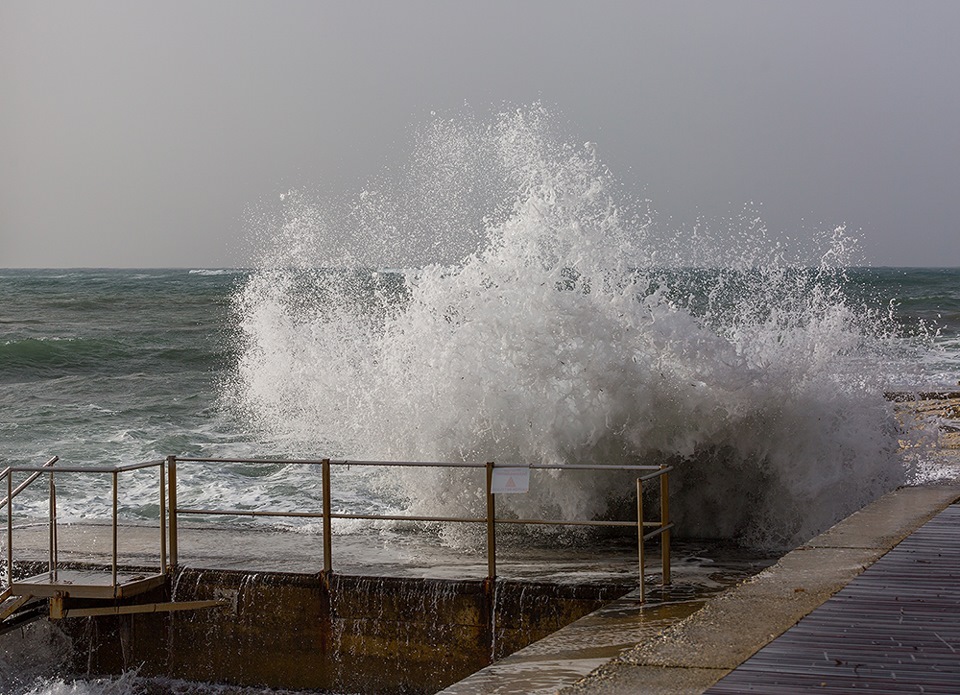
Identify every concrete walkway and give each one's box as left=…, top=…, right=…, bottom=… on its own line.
left=707, top=504, right=960, bottom=692
left=565, top=483, right=960, bottom=694
left=441, top=481, right=960, bottom=695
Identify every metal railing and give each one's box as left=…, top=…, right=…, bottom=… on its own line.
left=3, top=456, right=59, bottom=583
left=172, top=456, right=672, bottom=598
left=4, top=455, right=672, bottom=601
left=1, top=456, right=59, bottom=512
left=4, top=458, right=168, bottom=591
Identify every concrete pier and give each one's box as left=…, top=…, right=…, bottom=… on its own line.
left=42, top=568, right=630, bottom=694
left=6, top=526, right=637, bottom=693
left=435, top=481, right=960, bottom=694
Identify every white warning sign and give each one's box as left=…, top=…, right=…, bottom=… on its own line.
left=490, top=466, right=530, bottom=494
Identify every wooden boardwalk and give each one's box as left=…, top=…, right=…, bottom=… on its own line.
left=708, top=504, right=960, bottom=693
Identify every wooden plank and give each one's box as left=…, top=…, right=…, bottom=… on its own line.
left=708, top=504, right=960, bottom=693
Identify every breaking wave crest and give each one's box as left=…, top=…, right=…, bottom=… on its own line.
left=225, top=106, right=908, bottom=548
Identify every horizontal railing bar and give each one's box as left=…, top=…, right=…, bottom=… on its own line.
left=177, top=507, right=486, bottom=523
left=8, top=460, right=163, bottom=474
left=638, top=466, right=674, bottom=481
left=331, top=512, right=482, bottom=523
left=175, top=457, right=326, bottom=465
left=10, top=522, right=53, bottom=531
left=175, top=457, right=668, bottom=472
left=500, top=518, right=666, bottom=528
left=530, top=463, right=666, bottom=471
left=9, top=465, right=117, bottom=473
left=176, top=506, right=663, bottom=529
left=177, top=457, right=487, bottom=468
left=643, top=522, right=675, bottom=541
left=113, top=459, right=166, bottom=472
left=334, top=459, right=482, bottom=468
left=329, top=514, right=661, bottom=527
left=176, top=508, right=327, bottom=519
left=494, top=518, right=636, bottom=528
left=9, top=458, right=669, bottom=475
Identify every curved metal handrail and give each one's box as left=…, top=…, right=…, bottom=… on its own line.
left=0, top=456, right=58, bottom=510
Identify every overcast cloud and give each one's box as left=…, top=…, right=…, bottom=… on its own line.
left=2, top=0, right=958, bottom=267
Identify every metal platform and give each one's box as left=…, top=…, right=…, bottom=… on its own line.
left=11, top=569, right=166, bottom=600
left=708, top=504, right=960, bottom=693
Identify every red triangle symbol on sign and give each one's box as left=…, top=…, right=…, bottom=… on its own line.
left=506, top=477, right=516, bottom=488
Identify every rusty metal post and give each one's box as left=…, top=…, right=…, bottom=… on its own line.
left=637, top=477, right=645, bottom=602
left=7, top=474, right=13, bottom=584
left=322, top=458, right=332, bottom=575
left=51, top=472, right=58, bottom=577
left=660, top=465, right=671, bottom=586
left=159, top=460, right=167, bottom=573
left=167, top=455, right=178, bottom=568
left=485, top=461, right=496, bottom=582
left=48, top=470, right=56, bottom=576
left=112, top=470, right=118, bottom=589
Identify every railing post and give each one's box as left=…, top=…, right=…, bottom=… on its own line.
left=49, top=470, right=56, bottom=577
left=322, top=458, right=332, bottom=576
left=637, top=477, right=645, bottom=603
left=112, top=470, right=119, bottom=589
left=159, top=460, right=167, bottom=573
left=485, top=461, right=497, bottom=582
left=660, top=464, right=671, bottom=586
left=7, top=474, right=12, bottom=586
left=167, top=455, right=178, bottom=569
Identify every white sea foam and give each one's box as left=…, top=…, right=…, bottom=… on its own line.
left=188, top=269, right=235, bottom=276
left=226, top=106, right=913, bottom=548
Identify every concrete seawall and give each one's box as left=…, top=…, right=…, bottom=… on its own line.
left=37, top=566, right=632, bottom=694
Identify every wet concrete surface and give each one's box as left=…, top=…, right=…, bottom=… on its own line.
left=8, top=518, right=772, bottom=587
left=434, top=481, right=960, bottom=695
left=8, top=522, right=649, bottom=581
left=559, top=481, right=960, bottom=695
left=438, top=592, right=705, bottom=695
left=6, top=513, right=771, bottom=694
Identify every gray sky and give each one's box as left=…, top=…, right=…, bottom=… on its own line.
left=2, top=0, right=959, bottom=268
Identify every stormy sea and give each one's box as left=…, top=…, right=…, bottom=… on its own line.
left=2, top=109, right=958, bottom=694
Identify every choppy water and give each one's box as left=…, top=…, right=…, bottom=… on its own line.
left=3, top=266, right=956, bottom=543
left=2, top=107, right=959, bottom=694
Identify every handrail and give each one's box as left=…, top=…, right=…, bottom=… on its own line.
left=7, top=459, right=163, bottom=474
left=4, top=455, right=673, bottom=604
left=4, top=457, right=168, bottom=596
left=4, top=456, right=59, bottom=590
left=175, top=456, right=664, bottom=472
left=170, top=456, right=673, bottom=601
left=0, top=456, right=58, bottom=510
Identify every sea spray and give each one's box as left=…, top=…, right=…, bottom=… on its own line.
left=227, top=105, right=908, bottom=548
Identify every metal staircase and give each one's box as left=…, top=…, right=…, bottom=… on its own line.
left=0, top=586, right=46, bottom=634
left=2, top=456, right=223, bottom=632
